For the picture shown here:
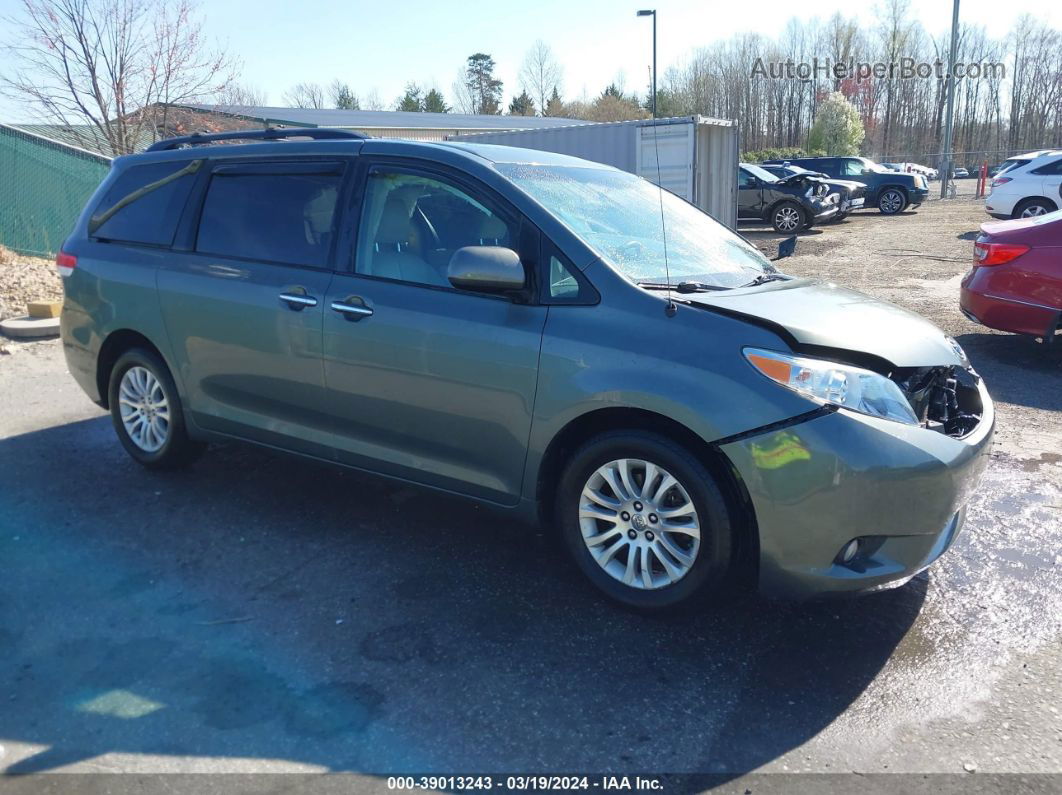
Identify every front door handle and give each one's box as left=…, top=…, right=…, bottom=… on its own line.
left=331, top=299, right=374, bottom=320
left=279, top=292, right=318, bottom=310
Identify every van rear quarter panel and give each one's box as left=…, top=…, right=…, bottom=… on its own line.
left=60, top=242, right=179, bottom=403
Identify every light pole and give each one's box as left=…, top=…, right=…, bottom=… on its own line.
left=940, top=0, right=960, bottom=198
left=637, top=9, right=656, bottom=118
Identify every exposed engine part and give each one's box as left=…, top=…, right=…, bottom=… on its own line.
left=893, top=365, right=983, bottom=438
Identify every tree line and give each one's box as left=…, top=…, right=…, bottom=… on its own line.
left=3, top=0, right=1059, bottom=163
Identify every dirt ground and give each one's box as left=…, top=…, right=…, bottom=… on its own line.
left=0, top=246, right=62, bottom=319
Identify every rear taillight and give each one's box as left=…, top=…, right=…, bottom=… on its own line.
left=990, top=176, right=1012, bottom=188
left=56, top=251, right=77, bottom=277
left=974, top=241, right=1029, bottom=266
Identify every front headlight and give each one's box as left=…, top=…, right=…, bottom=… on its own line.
left=744, top=348, right=918, bottom=425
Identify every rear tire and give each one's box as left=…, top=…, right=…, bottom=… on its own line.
left=107, top=348, right=204, bottom=469
left=555, top=431, right=734, bottom=610
left=1012, top=198, right=1056, bottom=219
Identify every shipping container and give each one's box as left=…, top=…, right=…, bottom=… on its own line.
left=447, top=116, right=739, bottom=228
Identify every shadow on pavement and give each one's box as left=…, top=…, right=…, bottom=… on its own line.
left=956, top=331, right=1062, bottom=412
left=0, top=415, right=925, bottom=775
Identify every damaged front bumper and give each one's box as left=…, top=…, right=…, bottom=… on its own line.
left=720, top=377, right=994, bottom=598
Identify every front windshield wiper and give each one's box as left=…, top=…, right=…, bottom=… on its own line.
left=637, top=281, right=729, bottom=293
left=738, top=272, right=790, bottom=288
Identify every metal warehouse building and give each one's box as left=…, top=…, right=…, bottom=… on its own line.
left=449, top=116, right=740, bottom=228
left=176, top=104, right=592, bottom=141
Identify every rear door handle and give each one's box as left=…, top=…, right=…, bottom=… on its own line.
left=279, top=292, right=318, bottom=310
left=331, top=299, right=374, bottom=320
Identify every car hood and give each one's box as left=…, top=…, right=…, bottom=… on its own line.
left=824, top=178, right=865, bottom=191
left=685, top=279, right=965, bottom=368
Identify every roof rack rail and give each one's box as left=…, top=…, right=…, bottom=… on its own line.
left=146, top=127, right=369, bottom=152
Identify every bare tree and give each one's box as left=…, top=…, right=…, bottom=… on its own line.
left=362, top=88, right=384, bottom=111
left=282, top=81, right=325, bottom=109
left=217, top=83, right=267, bottom=106
left=1, top=0, right=238, bottom=155
left=519, top=40, right=563, bottom=114
left=452, top=68, right=477, bottom=114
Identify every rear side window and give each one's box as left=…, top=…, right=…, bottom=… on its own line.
left=997, top=158, right=1030, bottom=176
left=90, top=160, right=200, bottom=246
left=1031, top=158, right=1062, bottom=176
left=196, top=164, right=343, bottom=267
left=840, top=159, right=864, bottom=177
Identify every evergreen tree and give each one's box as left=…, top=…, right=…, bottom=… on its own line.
left=331, top=80, right=359, bottom=110
left=544, top=86, right=565, bottom=117
left=397, top=82, right=423, bottom=112
left=508, top=90, right=536, bottom=116
left=423, top=88, right=450, bottom=113
left=463, top=53, right=503, bottom=115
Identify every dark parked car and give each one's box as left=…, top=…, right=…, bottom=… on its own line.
left=961, top=209, right=1062, bottom=340
left=57, top=128, right=993, bottom=609
left=763, top=156, right=930, bottom=215
left=738, top=164, right=839, bottom=232
left=759, top=164, right=866, bottom=222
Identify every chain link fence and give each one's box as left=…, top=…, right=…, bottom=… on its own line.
left=0, top=123, right=112, bottom=257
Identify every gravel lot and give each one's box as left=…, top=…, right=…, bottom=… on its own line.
left=1, top=184, right=1060, bottom=788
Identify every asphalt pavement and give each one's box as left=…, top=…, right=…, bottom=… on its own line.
left=0, top=328, right=1059, bottom=788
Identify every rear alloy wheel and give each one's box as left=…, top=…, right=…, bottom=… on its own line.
left=1013, top=198, right=1056, bottom=219
left=878, top=188, right=907, bottom=214
left=771, top=201, right=805, bottom=233
left=556, top=431, right=733, bottom=609
left=108, top=348, right=204, bottom=469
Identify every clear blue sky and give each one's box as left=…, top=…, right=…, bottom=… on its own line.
left=1, top=0, right=1058, bottom=120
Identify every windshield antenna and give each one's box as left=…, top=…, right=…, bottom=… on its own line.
left=649, top=75, right=676, bottom=318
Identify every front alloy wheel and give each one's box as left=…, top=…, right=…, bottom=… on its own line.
left=772, top=202, right=803, bottom=233
left=556, top=431, right=734, bottom=609
left=878, top=189, right=907, bottom=214
left=580, top=459, right=700, bottom=589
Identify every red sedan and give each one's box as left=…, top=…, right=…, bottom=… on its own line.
left=960, top=209, right=1062, bottom=341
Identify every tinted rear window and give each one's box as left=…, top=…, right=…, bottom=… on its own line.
left=195, top=169, right=341, bottom=267
left=90, top=160, right=200, bottom=246
left=998, top=158, right=1031, bottom=175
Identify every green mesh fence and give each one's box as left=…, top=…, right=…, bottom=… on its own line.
left=0, top=123, right=111, bottom=257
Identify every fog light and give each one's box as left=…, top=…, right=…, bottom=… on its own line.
left=839, top=539, right=860, bottom=564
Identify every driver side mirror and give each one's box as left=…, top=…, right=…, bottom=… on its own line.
left=447, top=246, right=526, bottom=292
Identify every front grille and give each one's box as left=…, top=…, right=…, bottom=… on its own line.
left=892, top=365, right=983, bottom=438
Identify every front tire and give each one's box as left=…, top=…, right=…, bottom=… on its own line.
left=555, top=431, right=734, bottom=610
left=108, top=348, right=203, bottom=469
left=878, top=188, right=908, bottom=214
left=771, top=201, right=806, bottom=233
